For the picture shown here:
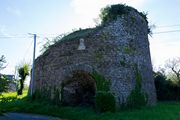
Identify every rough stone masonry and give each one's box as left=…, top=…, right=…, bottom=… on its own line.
left=32, top=8, right=156, bottom=106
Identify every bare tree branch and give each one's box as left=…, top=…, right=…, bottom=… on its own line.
left=165, top=57, right=180, bottom=81
left=0, top=55, right=6, bottom=70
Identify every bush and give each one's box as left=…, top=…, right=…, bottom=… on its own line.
left=0, top=75, right=9, bottom=95
left=95, top=91, right=116, bottom=112
left=154, top=71, right=180, bottom=101
left=126, top=66, right=147, bottom=109
left=100, top=4, right=148, bottom=25
left=91, top=70, right=116, bottom=112
left=126, top=88, right=147, bottom=109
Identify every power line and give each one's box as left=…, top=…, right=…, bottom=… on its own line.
left=0, top=28, right=180, bottom=39
left=0, top=36, right=28, bottom=38
left=0, top=35, right=56, bottom=39
left=154, top=29, right=180, bottom=34
left=156, top=24, right=180, bottom=28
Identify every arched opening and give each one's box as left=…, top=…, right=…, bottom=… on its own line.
left=61, top=70, right=96, bottom=106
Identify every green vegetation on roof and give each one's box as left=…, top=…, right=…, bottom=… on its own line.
left=57, top=4, right=148, bottom=43
left=59, top=28, right=96, bottom=42
left=54, top=4, right=149, bottom=43
left=51, top=27, right=100, bottom=45
left=40, top=4, right=150, bottom=55
left=99, top=4, right=148, bottom=24
left=55, top=4, right=149, bottom=43
left=40, top=28, right=98, bottom=55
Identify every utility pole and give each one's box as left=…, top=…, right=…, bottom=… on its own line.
left=29, top=34, right=36, bottom=96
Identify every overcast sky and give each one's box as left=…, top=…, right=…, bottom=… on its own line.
left=0, top=0, right=180, bottom=74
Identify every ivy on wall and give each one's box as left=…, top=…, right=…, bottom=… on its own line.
left=126, top=65, right=147, bottom=109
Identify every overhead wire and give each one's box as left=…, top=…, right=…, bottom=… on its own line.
left=153, top=29, right=180, bottom=34
left=0, top=36, right=28, bottom=38
left=156, top=24, right=180, bottom=28
left=0, top=23, right=180, bottom=39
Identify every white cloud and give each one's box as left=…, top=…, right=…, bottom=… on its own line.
left=0, top=25, right=10, bottom=37
left=6, top=7, right=22, bottom=17
left=70, top=0, right=145, bottom=17
left=0, top=25, right=14, bottom=38
left=0, top=25, right=6, bottom=35
left=70, top=0, right=146, bottom=27
left=150, top=37, right=180, bottom=67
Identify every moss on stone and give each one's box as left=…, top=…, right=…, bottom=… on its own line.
left=93, top=51, right=104, bottom=63
left=123, top=46, right=134, bottom=54
left=120, top=60, right=126, bottom=67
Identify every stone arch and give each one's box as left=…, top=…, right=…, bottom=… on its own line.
left=61, top=70, right=96, bottom=106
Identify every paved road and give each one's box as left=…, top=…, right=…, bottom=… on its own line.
left=0, top=112, right=62, bottom=120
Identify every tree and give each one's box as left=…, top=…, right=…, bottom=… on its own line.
left=154, top=71, right=169, bottom=100
left=0, top=75, right=8, bottom=95
left=154, top=70, right=180, bottom=101
left=17, top=63, right=30, bottom=95
left=0, top=55, right=8, bottom=95
left=165, top=57, right=180, bottom=85
left=0, top=55, right=6, bottom=70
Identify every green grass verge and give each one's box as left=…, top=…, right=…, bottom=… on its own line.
left=0, top=90, right=28, bottom=116
left=1, top=92, right=180, bottom=120
left=0, top=90, right=28, bottom=98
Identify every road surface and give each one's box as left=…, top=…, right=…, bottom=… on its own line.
left=0, top=112, right=62, bottom=120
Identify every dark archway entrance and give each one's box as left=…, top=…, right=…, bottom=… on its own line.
left=61, top=70, right=96, bottom=106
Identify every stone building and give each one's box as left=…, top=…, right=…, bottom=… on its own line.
left=32, top=6, right=156, bottom=106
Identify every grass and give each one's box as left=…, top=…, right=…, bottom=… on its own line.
left=1, top=91, right=180, bottom=120
left=0, top=90, right=28, bottom=115
left=1, top=90, right=27, bottom=98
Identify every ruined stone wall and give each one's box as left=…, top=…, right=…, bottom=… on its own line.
left=33, top=10, right=156, bottom=106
